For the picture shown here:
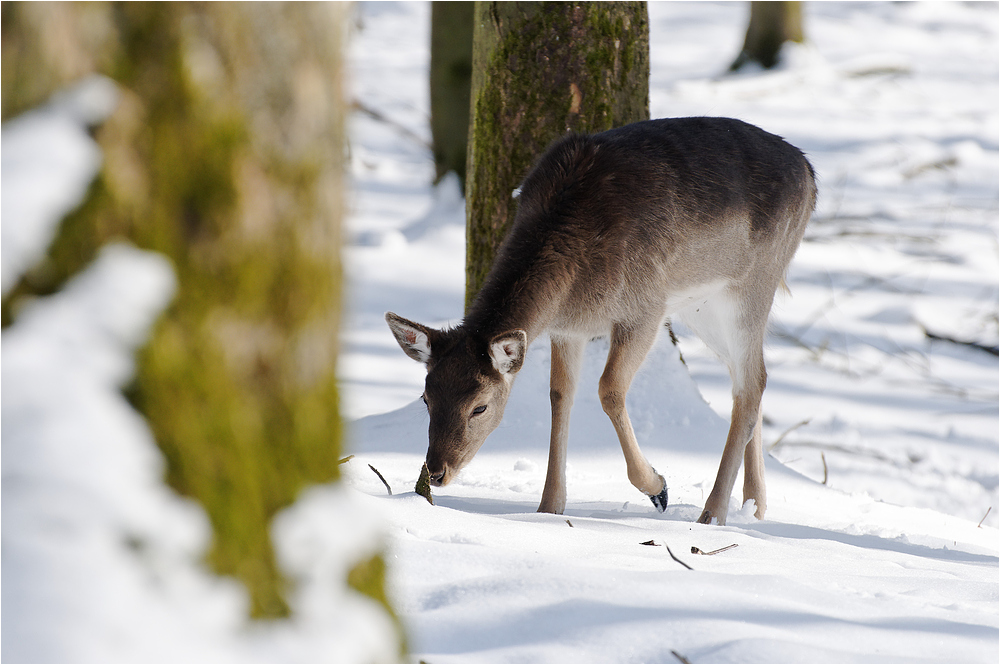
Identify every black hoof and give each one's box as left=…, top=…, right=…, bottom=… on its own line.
left=649, top=485, right=668, bottom=513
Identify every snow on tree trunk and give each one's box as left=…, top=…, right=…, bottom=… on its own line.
left=464, top=1, right=650, bottom=311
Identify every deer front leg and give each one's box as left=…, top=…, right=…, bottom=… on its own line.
left=599, top=322, right=668, bottom=511
left=538, top=335, right=585, bottom=514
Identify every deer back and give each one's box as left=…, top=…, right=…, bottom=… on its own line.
left=465, top=117, right=816, bottom=341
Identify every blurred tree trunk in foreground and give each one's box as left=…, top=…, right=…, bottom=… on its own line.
left=430, top=1, right=475, bottom=189
left=729, top=1, right=805, bottom=71
left=464, top=1, right=650, bottom=310
left=1, top=2, right=399, bottom=640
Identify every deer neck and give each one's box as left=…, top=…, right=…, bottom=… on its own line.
left=464, top=246, right=572, bottom=346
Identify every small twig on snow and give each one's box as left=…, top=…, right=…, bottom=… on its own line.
left=977, top=506, right=992, bottom=528
left=642, top=540, right=693, bottom=569
left=671, top=650, right=692, bottom=664
left=368, top=464, right=392, bottom=495
left=337, top=455, right=354, bottom=465
left=767, top=418, right=811, bottom=452
left=772, top=439, right=899, bottom=465
left=691, top=543, right=738, bottom=556
left=922, top=326, right=999, bottom=356
left=351, top=99, right=432, bottom=150
left=821, top=452, right=829, bottom=485
left=566, top=519, right=574, bottom=528
left=665, top=544, right=693, bottom=570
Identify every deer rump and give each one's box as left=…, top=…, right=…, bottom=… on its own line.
left=388, top=117, right=816, bottom=526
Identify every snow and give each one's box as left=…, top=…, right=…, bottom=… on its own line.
left=3, top=2, right=998, bottom=663
left=0, top=76, right=119, bottom=296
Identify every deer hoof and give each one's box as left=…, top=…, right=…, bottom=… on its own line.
left=696, top=509, right=725, bottom=526
left=649, top=484, right=668, bottom=513
left=536, top=501, right=565, bottom=515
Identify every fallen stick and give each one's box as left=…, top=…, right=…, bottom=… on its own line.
left=923, top=326, right=999, bottom=356
left=664, top=544, right=693, bottom=571
left=767, top=418, right=811, bottom=452
left=351, top=100, right=433, bottom=150
left=691, top=543, right=738, bottom=556
left=977, top=506, right=992, bottom=528
left=368, top=464, right=392, bottom=495
left=640, top=540, right=693, bottom=569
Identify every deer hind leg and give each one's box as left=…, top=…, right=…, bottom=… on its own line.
left=680, top=288, right=769, bottom=526
left=538, top=334, right=586, bottom=514
left=743, top=408, right=766, bottom=519
left=599, top=321, right=668, bottom=511
left=698, top=365, right=765, bottom=525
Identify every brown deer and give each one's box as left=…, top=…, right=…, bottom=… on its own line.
left=386, top=117, right=815, bottom=525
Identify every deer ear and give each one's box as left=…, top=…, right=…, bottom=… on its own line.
left=488, top=330, right=527, bottom=375
left=386, top=312, right=435, bottom=365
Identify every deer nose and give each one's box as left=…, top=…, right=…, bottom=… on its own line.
left=428, top=469, right=446, bottom=486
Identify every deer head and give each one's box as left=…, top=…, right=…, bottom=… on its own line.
left=385, top=312, right=526, bottom=486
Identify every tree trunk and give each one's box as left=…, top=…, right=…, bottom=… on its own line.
left=730, top=1, right=805, bottom=71
left=1, top=2, right=397, bottom=639
left=464, top=1, right=650, bottom=310
left=430, top=1, right=475, bottom=189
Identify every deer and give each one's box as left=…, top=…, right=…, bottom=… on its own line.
left=386, top=117, right=815, bottom=525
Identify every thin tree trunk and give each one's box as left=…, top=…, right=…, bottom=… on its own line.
left=464, top=1, right=649, bottom=311
left=730, top=1, right=805, bottom=71
left=430, top=1, right=475, bottom=189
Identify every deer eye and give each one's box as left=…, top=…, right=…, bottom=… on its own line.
left=471, top=405, right=487, bottom=416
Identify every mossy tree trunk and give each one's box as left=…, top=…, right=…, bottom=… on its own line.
left=729, top=1, right=805, bottom=71
left=1, top=2, right=396, bottom=637
left=0, top=3, right=114, bottom=120
left=430, top=1, right=475, bottom=189
left=464, top=1, right=650, bottom=310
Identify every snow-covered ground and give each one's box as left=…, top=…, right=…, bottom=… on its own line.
left=342, top=2, right=998, bottom=662
left=2, top=2, right=997, bottom=663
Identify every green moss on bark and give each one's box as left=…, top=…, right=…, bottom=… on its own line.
left=464, top=2, right=649, bottom=310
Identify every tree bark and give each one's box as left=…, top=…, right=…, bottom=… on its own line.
left=464, top=1, right=650, bottom=311
left=730, top=1, right=805, bottom=71
left=1, top=3, right=396, bottom=638
left=430, top=1, right=475, bottom=189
